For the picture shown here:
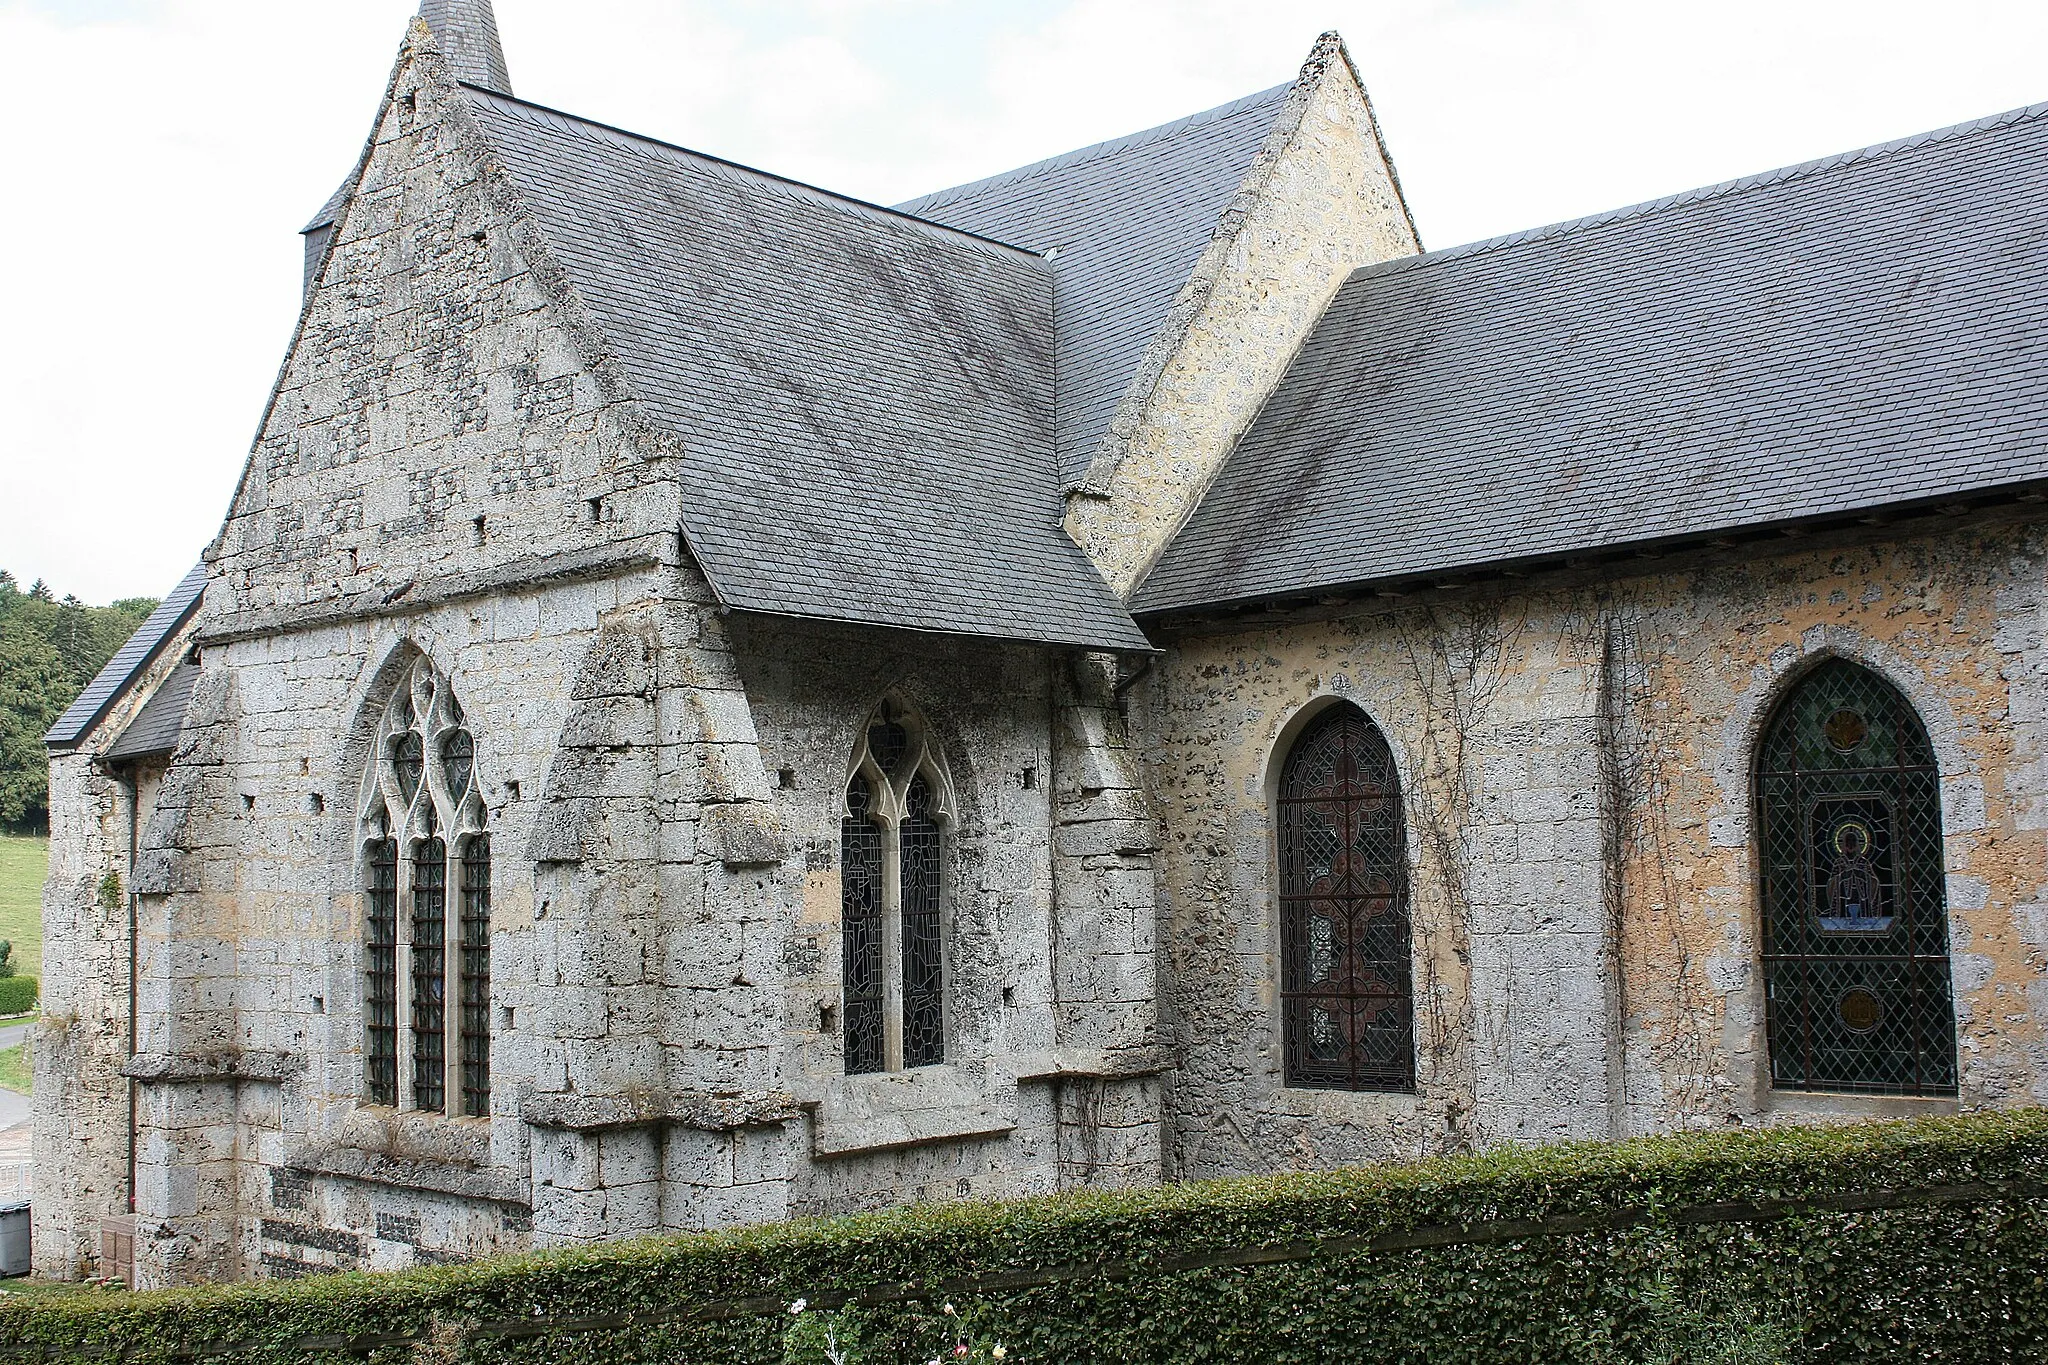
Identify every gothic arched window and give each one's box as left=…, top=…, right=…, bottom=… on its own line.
left=839, top=701, right=951, bottom=1074
left=360, top=658, right=491, bottom=1115
left=1757, top=659, right=1957, bottom=1095
left=1278, top=703, right=1415, bottom=1092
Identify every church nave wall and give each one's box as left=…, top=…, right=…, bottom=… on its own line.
left=1140, top=515, right=2048, bottom=1179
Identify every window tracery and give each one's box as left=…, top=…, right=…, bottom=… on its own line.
left=1277, top=703, right=1416, bottom=1092
left=359, top=657, right=491, bottom=1115
left=839, top=700, right=952, bottom=1074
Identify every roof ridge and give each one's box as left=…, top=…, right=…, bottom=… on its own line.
left=1354, top=98, right=2048, bottom=285
left=460, top=85, right=1046, bottom=262
left=894, top=80, right=1295, bottom=215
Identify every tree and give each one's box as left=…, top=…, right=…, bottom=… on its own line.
left=0, top=620, right=68, bottom=828
left=0, top=569, right=158, bottom=831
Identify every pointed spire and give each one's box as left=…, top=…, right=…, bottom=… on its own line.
left=418, top=0, right=513, bottom=95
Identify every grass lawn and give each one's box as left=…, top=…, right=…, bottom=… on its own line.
left=0, top=836, right=45, bottom=982
left=0, top=1039, right=29, bottom=1095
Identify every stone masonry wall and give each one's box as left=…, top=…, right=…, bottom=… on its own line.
left=1065, top=34, right=1419, bottom=595
left=34, top=614, right=198, bottom=1278
left=1141, top=517, right=2048, bottom=1179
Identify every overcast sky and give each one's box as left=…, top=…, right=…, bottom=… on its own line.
left=3, top=0, right=2045, bottom=603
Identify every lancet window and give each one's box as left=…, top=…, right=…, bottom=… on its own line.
left=1756, top=659, right=1957, bottom=1095
left=1278, top=703, right=1416, bottom=1092
left=360, top=657, right=491, bottom=1115
left=840, top=701, right=951, bottom=1074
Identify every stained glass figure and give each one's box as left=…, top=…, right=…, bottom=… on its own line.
left=840, top=775, right=886, bottom=1075
left=1278, top=704, right=1415, bottom=1092
left=901, top=775, right=945, bottom=1068
left=1757, top=659, right=1957, bottom=1095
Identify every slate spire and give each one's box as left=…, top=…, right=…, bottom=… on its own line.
left=417, top=0, right=513, bottom=95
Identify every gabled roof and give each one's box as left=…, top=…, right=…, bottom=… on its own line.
left=305, top=1, right=512, bottom=238
left=103, top=660, right=199, bottom=764
left=1138, top=102, right=2048, bottom=617
left=45, top=562, right=206, bottom=750
left=465, top=90, right=1149, bottom=651
left=898, top=85, right=1294, bottom=485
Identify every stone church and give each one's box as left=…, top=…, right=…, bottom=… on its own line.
left=36, top=0, right=2048, bottom=1286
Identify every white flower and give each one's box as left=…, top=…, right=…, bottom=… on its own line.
left=789, top=1297, right=808, bottom=1315
left=991, top=1347, right=1006, bottom=1360
left=942, top=1302, right=957, bottom=1316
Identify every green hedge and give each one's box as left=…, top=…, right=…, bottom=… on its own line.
left=5, top=1110, right=2046, bottom=1364
left=0, top=975, right=38, bottom=1015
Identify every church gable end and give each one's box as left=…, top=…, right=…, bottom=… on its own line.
left=210, top=19, right=679, bottom=641
left=1061, top=33, right=1421, bottom=597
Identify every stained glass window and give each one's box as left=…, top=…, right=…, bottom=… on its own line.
left=901, top=776, right=945, bottom=1068
left=359, top=657, right=490, bottom=1114
left=1278, top=704, right=1415, bottom=1092
left=839, top=701, right=950, bottom=1075
left=364, top=825, right=399, bottom=1107
left=841, top=775, right=886, bottom=1076
left=1757, top=659, right=1957, bottom=1095
left=459, top=833, right=491, bottom=1118
left=411, top=833, right=447, bottom=1114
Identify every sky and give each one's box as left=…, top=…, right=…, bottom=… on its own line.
left=2, top=0, right=2045, bottom=605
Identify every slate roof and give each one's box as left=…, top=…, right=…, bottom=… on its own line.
left=466, top=89, right=1148, bottom=651
left=45, top=562, right=206, bottom=750
left=898, top=85, right=1293, bottom=485
left=1138, top=101, right=2048, bottom=616
left=103, top=661, right=200, bottom=764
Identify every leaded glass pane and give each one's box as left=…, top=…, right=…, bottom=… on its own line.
left=459, top=834, right=491, bottom=1118
left=442, top=730, right=474, bottom=806
left=392, top=731, right=424, bottom=805
left=841, top=777, right=885, bottom=1075
left=411, top=837, right=447, bottom=1113
left=1758, top=659, right=1957, bottom=1095
left=364, top=837, right=399, bottom=1107
left=901, top=775, right=945, bottom=1068
left=1279, top=705, right=1415, bottom=1092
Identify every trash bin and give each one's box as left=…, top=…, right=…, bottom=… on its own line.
left=0, top=1201, right=28, bottom=1277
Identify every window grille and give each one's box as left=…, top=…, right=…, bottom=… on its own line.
left=364, top=826, right=399, bottom=1107
left=459, top=833, right=492, bottom=1117
left=1278, top=704, right=1416, bottom=1092
left=1757, top=659, right=1957, bottom=1095
left=359, top=657, right=491, bottom=1114
left=838, top=701, right=953, bottom=1074
left=411, top=833, right=447, bottom=1113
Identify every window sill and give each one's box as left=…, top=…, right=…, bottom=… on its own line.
left=1269, top=1083, right=1421, bottom=1120
left=1761, top=1088, right=1960, bottom=1120
left=284, top=1106, right=525, bottom=1206
left=801, top=1066, right=1013, bottom=1159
